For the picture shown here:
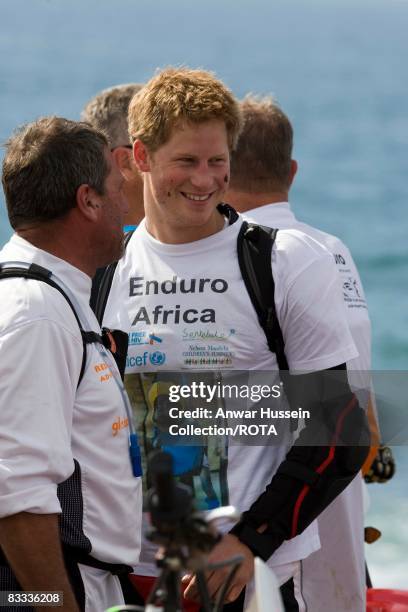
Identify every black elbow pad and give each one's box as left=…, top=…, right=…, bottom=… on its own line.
left=231, top=368, right=370, bottom=560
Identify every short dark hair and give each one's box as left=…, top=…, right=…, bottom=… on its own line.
left=2, top=116, right=109, bottom=229
left=230, top=96, right=293, bottom=193
left=81, top=83, right=144, bottom=148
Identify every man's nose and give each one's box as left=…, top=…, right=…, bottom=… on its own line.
left=190, top=163, right=215, bottom=190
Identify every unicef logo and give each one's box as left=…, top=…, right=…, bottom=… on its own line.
left=149, top=351, right=166, bottom=366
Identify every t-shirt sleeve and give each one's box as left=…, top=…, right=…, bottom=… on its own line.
left=273, top=231, right=358, bottom=372
left=0, top=319, right=80, bottom=517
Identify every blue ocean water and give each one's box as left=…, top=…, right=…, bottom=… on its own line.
left=1, top=0, right=407, bottom=590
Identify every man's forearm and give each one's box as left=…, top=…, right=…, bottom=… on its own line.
left=0, top=512, right=80, bottom=611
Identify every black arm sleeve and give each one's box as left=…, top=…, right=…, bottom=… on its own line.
left=230, top=364, right=370, bottom=560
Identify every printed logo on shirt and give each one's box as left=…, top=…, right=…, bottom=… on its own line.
left=94, top=361, right=113, bottom=383
left=126, top=350, right=166, bottom=368
left=126, top=352, right=149, bottom=368
left=149, top=350, right=166, bottom=366
left=112, top=416, right=129, bottom=436
left=333, top=253, right=347, bottom=266
left=180, top=329, right=236, bottom=368
left=131, top=304, right=216, bottom=326
left=184, top=356, right=233, bottom=367
left=181, top=328, right=236, bottom=342
left=125, top=372, right=230, bottom=512
left=342, top=277, right=367, bottom=309
left=182, top=343, right=234, bottom=368
left=129, top=331, right=163, bottom=346
left=343, top=277, right=361, bottom=299
left=129, top=275, right=229, bottom=327
left=129, top=275, right=228, bottom=297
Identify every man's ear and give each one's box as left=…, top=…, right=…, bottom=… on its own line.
left=133, top=140, right=151, bottom=173
left=76, top=184, right=101, bottom=221
left=289, top=159, right=298, bottom=186
left=112, top=146, right=140, bottom=182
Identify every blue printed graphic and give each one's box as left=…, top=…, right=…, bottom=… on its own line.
left=149, top=351, right=166, bottom=366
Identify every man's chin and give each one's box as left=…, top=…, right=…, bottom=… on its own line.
left=182, top=201, right=220, bottom=223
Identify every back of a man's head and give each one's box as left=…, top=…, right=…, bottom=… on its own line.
left=81, top=83, right=146, bottom=226
left=2, top=116, right=109, bottom=230
left=81, top=83, right=144, bottom=149
left=230, top=96, right=294, bottom=193
left=128, top=67, right=242, bottom=152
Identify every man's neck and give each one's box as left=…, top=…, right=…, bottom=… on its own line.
left=226, top=189, right=289, bottom=212
left=144, top=210, right=225, bottom=245
left=17, top=223, right=94, bottom=278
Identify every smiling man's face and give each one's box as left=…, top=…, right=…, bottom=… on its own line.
left=134, top=119, right=230, bottom=244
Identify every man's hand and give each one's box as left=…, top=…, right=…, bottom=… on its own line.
left=183, top=533, right=254, bottom=604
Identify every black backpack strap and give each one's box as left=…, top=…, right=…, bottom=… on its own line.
left=237, top=221, right=289, bottom=371
left=90, top=229, right=135, bottom=324
left=0, top=263, right=103, bottom=387
left=89, top=266, right=106, bottom=315
left=216, top=202, right=240, bottom=225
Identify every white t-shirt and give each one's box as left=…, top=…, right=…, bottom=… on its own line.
left=244, top=202, right=371, bottom=374
left=244, top=202, right=370, bottom=612
left=103, top=214, right=357, bottom=574
left=0, top=235, right=142, bottom=567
